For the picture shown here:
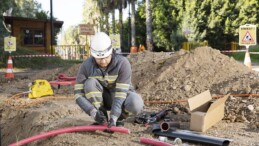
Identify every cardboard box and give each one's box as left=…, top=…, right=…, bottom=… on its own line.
left=188, top=90, right=229, bottom=132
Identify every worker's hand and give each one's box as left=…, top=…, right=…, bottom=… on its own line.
left=94, top=110, right=107, bottom=125
left=108, top=116, right=118, bottom=128
left=108, top=118, right=116, bottom=128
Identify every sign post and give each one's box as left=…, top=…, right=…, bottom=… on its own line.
left=239, top=24, right=257, bottom=48
left=110, top=34, right=121, bottom=53
left=79, top=24, right=95, bottom=58
left=4, top=36, right=16, bottom=53
left=79, top=24, right=95, bottom=35
left=4, top=36, right=16, bottom=78
left=239, top=24, right=257, bottom=68
left=79, top=23, right=95, bottom=58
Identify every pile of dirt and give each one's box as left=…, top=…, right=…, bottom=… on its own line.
left=128, top=47, right=257, bottom=100
left=128, top=47, right=258, bottom=127
left=0, top=47, right=258, bottom=146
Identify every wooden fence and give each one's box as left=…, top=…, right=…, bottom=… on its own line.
left=54, top=45, right=90, bottom=61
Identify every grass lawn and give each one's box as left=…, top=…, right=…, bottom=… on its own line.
left=226, top=45, right=259, bottom=63
left=0, top=47, right=81, bottom=69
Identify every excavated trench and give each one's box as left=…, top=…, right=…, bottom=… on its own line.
left=0, top=47, right=258, bottom=146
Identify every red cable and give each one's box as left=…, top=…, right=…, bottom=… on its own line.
left=144, top=93, right=259, bottom=105
left=9, top=125, right=130, bottom=146
left=140, top=137, right=173, bottom=146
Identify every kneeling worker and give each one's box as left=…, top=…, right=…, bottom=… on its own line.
left=74, top=32, right=144, bottom=127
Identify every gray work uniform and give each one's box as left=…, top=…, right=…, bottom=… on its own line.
left=74, top=53, right=144, bottom=118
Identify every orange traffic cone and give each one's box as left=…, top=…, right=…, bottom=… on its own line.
left=5, top=56, right=14, bottom=78
left=244, top=50, right=252, bottom=69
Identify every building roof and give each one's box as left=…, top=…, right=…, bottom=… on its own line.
left=3, top=16, right=63, bottom=28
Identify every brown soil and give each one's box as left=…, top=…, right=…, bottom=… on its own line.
left=0, top=47, right=258, bottom=146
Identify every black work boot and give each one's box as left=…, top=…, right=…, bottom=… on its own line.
left=91, top=107, right=108, bottom=126
left=116, top=120, right=125, bottom=127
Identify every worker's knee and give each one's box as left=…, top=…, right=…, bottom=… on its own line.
left=83, top=78, right=103, bottom=92
left=124, top=92, right=144, bottom=115
left=84, top=78, right=98, bottom=87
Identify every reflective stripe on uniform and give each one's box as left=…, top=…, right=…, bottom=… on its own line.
left=89, top=76, right=102, bottom=79
left=116, top=83, right=130, bottom=90
left=104, top=75, right=118, bottom=83
left=74, top=84, right=84, bottom=90
left=92, top=101, right=102, bottom=105
left=90, top=75, right=118, bottom=84
left=85, top=91, right=103, bottom=106
left=85, top=91, right=102, bottom=99
left=115, top=92, right=127, bottom=98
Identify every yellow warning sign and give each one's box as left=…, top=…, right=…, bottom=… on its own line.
left=239, top=24, right=257, bottom=46
left=4, top=36, right=16, bottom=52
left=110, top=34, right=120, bottom=49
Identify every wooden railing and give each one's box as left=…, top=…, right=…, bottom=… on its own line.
left=182, top=41, right=208, bottom=51
left=54, top=45, right=90, bottom=61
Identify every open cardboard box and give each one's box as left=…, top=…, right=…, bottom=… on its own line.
left=188, top=90, right=229, bottom=132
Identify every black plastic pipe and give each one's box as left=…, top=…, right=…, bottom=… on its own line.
left=153, top=124, right=231, bottom=146
left=160, top=122, right=180, bottom=132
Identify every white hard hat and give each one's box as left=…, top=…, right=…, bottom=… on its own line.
left=90, top=32, right=112, bottom=58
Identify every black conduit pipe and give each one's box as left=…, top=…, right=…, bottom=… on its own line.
left=153, top=130, right=231, bottom=146
left=160, top=122, right=180, bottom=132
left=153, top=124, right=232, bottom=146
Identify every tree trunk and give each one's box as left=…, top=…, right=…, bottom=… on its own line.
left=112, top=9, right=115, bottom=34
left=119, top=6, right=123, bottom=49
left=105, top=13, right=109, bottom=34
left=146, top=0, right=153, bottom=51
left=130, top=0, right=136, bottom=47
left=99, top=17, right=104, bottom=32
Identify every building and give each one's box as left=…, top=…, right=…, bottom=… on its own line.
left=3, top=16, right=63, bottom=53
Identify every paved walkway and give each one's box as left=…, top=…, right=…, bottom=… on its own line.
left=252, top=66, right=259, bottom=72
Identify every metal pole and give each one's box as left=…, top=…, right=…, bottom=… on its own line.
left=128, top=2, right=131, bottom=52
left=50, top=0, right=54, bottom=54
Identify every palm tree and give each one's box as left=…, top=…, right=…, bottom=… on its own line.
left=87, top=0, right=127, bottom=49
left=130, top=0, right=136, bottom=48
left=146, top=0, right=153, bottom=51
left=98, top=0, right=110, bottom=33
left=108, top=0, right=127, bottom=48
left=82, top=0, right=102, bottom=30
left=111, top=9, right=116, bottom=33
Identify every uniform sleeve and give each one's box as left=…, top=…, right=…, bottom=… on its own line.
left=111, top=58, right=131, bottom=117
left=74, top=62, right=88, bottom=96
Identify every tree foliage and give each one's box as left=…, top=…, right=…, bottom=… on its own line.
left=60, top=25, right=85, bottom=45
left=0, top=0, right=43, bottom=18
left=135, top=0, right=259, bottom=51
left=60, top=0, right=259, bottom=51
left=6, top=0, right=257, bottom=51
left=0, top=0, right=47, bottom=47
left=137, top=0, right=186, bottom=51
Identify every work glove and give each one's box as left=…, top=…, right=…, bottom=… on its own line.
left=108, top=115, right=118, bottom=128
left=95, top=110, right=108, bottom=125
left=90, top=109, right=107, bottom=125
